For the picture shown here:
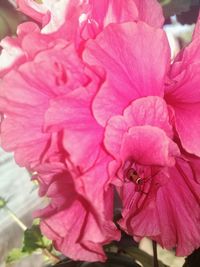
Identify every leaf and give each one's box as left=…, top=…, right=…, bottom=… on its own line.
left=6, top=248, right=28, bottom=264
left=22, top=224, right=52, bottom=254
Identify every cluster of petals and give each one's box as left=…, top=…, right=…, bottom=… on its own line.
left=0, top=0, right=200, bottom=262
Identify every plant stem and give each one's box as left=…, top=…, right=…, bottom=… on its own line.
left=152, top=241, right=159, bottom=267
left=5, top=206, right=27, bottom=231
left=42, top=248, right=60, bottom=265
left=5, top=206, right=60, bottom=265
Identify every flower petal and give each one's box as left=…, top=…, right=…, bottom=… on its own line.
left=105, top=96, right=174, bottom=158
left=121, top=126, right=179, bottom=167
left=166, top=63, right=200, bottom=156
left=134, top=0, right=164, bottom=28
left=84, top=22, right=170, bottom=125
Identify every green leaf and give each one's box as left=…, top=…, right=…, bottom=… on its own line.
left=22, top=224, right=52, bottom=254
left=6, top=248, right=28, bottom=264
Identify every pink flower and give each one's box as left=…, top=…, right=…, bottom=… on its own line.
left=84, top=22, right=170, bottom=126
left=0, top=39, right=100, bottom=168
left=17, top=0, right=48, bottom=23
left=0, top=22, right=63, bottom=76
left=103, top=96, right=200, bottom=256
left=193, top=12, right=200, bottom=39
left=0, top=23, right=120, bottom=261
left=119, top=155, right=200, bottom=256
left=34, top=155, right=120, bottom=262
left=5, top=0, right=163, bottom=76
left=81, top=21, right=200, bottom=254
left=165, top=32, right=200, bottom=157
left=1, top=0, right=200, bottom=260
left=17, top=0, right=164, bottom=42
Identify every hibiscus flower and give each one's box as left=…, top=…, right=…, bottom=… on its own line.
left=38, top=16, right=200, bottom=257
left=79, top=21, right=200, bottom=255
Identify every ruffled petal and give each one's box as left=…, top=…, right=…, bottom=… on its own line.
left=105, top=96, right=175, bottom=159
left=35, top=153, right=120, bottom=262
left=45, top=87, right=104, bottom=171
left=119, top=157, right=200, bottom=256
left=84, top=22, right=170, bottom=125
left=121, top=126, right=179, bottom=167
left=166, top=63, right=200, bottom=156
left=133, top=0, right=164, bottom=28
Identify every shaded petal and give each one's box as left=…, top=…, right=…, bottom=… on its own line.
left=124, top=96, right=172, bottom=137
left=17, top=0, right=47, bottom=22
left=121, top=126, right=179, bottom=167
left=45, top=86, right=104, bottom=171
left=166, top=63, right=200, bottom=156
left=39, top=200, right=107, bottom=262
left=193, top=12, right=200, bottom=40
left=89, top=0, right=138, bottom=29
left=119, top=157, right=200, bottom=256
left=36, top=154, right=120, bottom=262
left=84, top=22, right=170, bottom=125
left=105, top=97, right=173, bottom=158
left=134, top=0, right=164, bottom=28
left=169, top=38, right=200, bottom=78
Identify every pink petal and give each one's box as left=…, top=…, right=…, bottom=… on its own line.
left=124, top=96, right=173, bottom=137
left=45, top=88, right=104, bottom=171
left=121, top=126, right=179, bottom=167
left=40, top=200, right=107, bottom=262
left=17, top=0, right=47, bottom=22
left=89, top=0, right=138, bottom=28
left=35, top=154, right=120, bottom=262
left=134, top=0, right=164, bottom=28
left=119, top=157, right=200, bottom=256
left=193, top=12, right=200, bottom=40
left=84, top=22, right=170, bottom=126
left=166, top=63, right=200, bottom=156
left=0, top=43, right=87, bottom=168
left=105, top=96, right=174, bottom=158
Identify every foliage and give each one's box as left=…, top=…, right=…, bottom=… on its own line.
left=22, top=224, right=52, bottom=253
left=6, top=221, right=53, bottom=264
left=6, top=249, right=29, bottom=264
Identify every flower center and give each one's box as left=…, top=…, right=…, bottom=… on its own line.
left=126, top=168, right=143, bottom=185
